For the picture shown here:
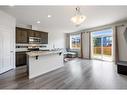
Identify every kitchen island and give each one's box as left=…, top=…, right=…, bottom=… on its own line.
left=26, top=51, right=64, bottom=79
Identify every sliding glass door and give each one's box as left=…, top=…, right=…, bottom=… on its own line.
left=91, top=29, right=113, bottom=61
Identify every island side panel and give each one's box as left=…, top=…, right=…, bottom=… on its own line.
left=28, top=53, right=64, bottom=79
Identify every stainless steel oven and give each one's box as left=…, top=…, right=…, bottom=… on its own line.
left=29, top=37, right=41, bottom=44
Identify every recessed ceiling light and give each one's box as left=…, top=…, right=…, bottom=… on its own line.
left=48, top=15, right=52, bottom=18
left=37, top=21, right=40, bottom=24
left=9, top=4, right=15, bottom=7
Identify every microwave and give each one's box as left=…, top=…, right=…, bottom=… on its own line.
left=29, top=37, right=41, bottom=44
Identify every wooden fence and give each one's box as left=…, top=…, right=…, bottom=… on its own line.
left=93, top=46, right=112, bottom=55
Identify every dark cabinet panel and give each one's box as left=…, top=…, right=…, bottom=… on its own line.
left=16, top=27, right=48, bottom=44
left=21, top=29, right=28, bottom=43
left=40, top=32, right=48, bottom=44
left=28, top=30, right=35, bottom=37
left=16, top=28, right=21, bottom=43
left=34, top=31, right=42, bottom=38
left=29, top=30, right=48, bottom=44
left=28, top=30, right=42, bottom=38
left=16, top=52, right=26, bottom=67
left=16, top=27, right=28, bottom=43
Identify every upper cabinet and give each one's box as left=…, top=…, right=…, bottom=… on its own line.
left=34, top=31, right=42, bottom=38
left=40, top=32, right=48, bottom=44
left=16, top=27, right=48, bottom=44
left=28, top=30, right=41, bottom=38
left=28, top=30, right=35, bottom=37
left=16, top=27, right=28, bottom=43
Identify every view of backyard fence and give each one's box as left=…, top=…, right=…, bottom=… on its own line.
left=92, top=29, right=113, bottom=60
left=93, top=46, right=112, bottom=56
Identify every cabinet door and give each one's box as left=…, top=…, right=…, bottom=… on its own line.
left=16, top=28, right=28, bottom=43
left=16, top=52, right=26, bottom=67
left=34, top=31, right=41, bottom=38
left=16, top=28, right=21, bottom=43
left=21, top=29, right=28, bottom=43
left=41, top=32, right=48, bottom=44
left=28, top=30, right=35, bottom=37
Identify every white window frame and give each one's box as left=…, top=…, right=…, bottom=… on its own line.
left=70, top=34, right=81, bottom=49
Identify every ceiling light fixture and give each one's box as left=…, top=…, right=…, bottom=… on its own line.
left=9, top=4, right=15, bottom=7
left=48, top=15, right=52, bottom=18
left=37, top=21, right=40, bottom=24
left=71, top=7, right=86, bottom=26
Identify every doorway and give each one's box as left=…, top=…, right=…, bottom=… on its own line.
left=91, top=28, right=113, bottom=61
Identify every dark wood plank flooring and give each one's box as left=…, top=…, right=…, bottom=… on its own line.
left=1, top=58, right=127, bottom=89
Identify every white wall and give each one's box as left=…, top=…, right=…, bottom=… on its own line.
left=0, top=10, right=16, bottom=73
left=48, top=31, right=65, bottom=49
left=0, top=11, right=15, bottom=29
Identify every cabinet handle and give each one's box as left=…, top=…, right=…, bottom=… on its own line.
left=10, top=51, right=13, bottom=53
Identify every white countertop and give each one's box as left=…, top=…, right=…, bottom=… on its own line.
left=26, top=51, right=62, bottom=57
left=16, top=48, right=29, bottom=52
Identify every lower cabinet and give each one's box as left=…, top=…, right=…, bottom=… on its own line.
left=16, top=52, right=27, bottom=67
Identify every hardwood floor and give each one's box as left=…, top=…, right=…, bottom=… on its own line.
left=1, top=58, right=127, bottom=89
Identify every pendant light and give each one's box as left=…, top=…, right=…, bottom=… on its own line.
left=71, top=7, right=86, bottom=26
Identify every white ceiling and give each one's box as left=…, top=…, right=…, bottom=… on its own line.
left=1, top=6, right=127, bottom=33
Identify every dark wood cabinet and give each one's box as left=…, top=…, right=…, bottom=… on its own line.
left=28, top=30, right=42, bottom=38
left=16, top=27, right=48, bottom=44
left=16, top=28, right=28, bottom=43
left=16, top=52, right=26, bottom=67
left=34, top=31, right=42, bottom=38
left=28, top=30, right=48, bottom=44
left=40, top=32, right=48, bottom=44
left=28, top=30, right=35, bottom=37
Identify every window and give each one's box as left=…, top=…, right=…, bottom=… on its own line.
left=91, top=28, right=113, bottom=61
left=70, top=34, right=81, bottom=49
